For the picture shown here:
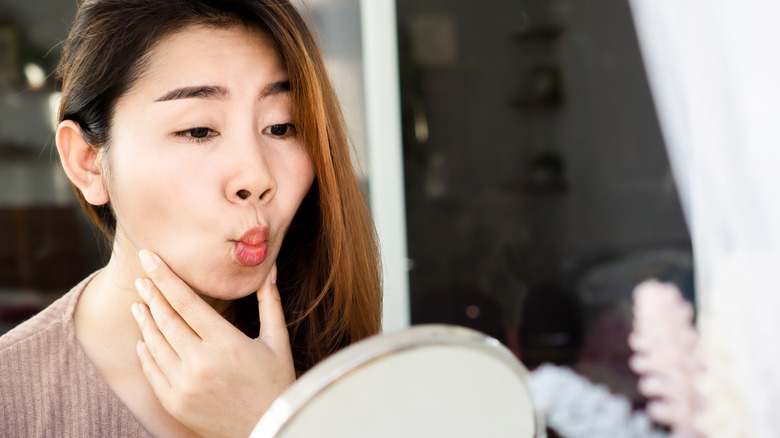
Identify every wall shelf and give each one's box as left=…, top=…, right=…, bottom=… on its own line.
left=509, top=95, right=564, bottom=110
left=513, top=26, right=564, bottom=40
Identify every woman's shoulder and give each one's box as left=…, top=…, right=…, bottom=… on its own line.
left=0, top=275, right=90, bottom=389
left=0, top=277, right=86, bottom=431
left=0, top=273, right=150, bottom=436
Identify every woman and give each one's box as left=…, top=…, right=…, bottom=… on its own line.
left=0, top=0, right=382, bottom=436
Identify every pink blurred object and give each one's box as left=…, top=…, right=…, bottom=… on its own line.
left=629, top=279, right=704, bottom=438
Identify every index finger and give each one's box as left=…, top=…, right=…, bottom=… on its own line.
left=257, top=264, right=291, bottom=351
left=139, top=249, right=231, bottom=339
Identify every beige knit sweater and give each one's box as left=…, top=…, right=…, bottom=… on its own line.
left=0, top=274, right=151, bottom=437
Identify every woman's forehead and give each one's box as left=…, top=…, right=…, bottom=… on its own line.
left=129, top=24, right=285, bottom=100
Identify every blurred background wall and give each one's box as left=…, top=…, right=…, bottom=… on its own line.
left=0, top=0, right=92, bottom=334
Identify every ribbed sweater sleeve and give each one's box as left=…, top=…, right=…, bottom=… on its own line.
left=0, top=275, right=151, bottom=437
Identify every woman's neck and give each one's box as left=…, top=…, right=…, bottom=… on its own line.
left=75, top=245, right=147, bottom=361
left=72, top=242, right=199, bottom=436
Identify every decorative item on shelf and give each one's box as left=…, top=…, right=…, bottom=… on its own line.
left=523, top=151, right=567, bottom=194
left=513, top=0, right=567, bottom=39
left=510, top=2, right=566, bottom=110
left=0, top=16, right=57, bottom=90
left=511, top=64, right=564, bottom=109
left=0, top=23, right=20, bottom=83
left=0, top=142, right=35, bottom=159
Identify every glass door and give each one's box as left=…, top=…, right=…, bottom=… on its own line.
left=395, top=0, right=692, bottom=405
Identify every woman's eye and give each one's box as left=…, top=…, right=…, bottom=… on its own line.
left=174, top=127, right=217, bottom=142
left=188, top=127, right=212, bottom=138
left=265, top=123, right=296, bottom=138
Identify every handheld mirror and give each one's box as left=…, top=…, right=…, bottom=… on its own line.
left=250, top=324, right=545, bottom=438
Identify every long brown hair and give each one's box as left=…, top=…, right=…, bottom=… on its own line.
left=57, top=0, right=382, bottom=372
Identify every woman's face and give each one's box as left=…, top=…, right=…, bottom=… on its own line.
left=105, top=24, right=315, bottom=299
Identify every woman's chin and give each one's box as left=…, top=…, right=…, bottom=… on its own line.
left=190, top=277, right=265, bottom=303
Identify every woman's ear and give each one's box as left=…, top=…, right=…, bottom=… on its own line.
left=56, top=120, right=110, bottom=206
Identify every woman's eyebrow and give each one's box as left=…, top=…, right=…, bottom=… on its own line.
left=154, top=81, right=289, bottom=102
left=259, top=80, right=290, bottom=99
left=154, top=85, right=228, bottom=102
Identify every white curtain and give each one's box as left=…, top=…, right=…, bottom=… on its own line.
left=629, top=1, right=780, bottom=437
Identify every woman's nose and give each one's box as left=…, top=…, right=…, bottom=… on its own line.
left=226, top=138, right=277, bottom=205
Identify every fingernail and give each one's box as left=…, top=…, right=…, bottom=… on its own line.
left=139, top=250, right=157, bottom=273
left=135, top=277, right=150, bottom=301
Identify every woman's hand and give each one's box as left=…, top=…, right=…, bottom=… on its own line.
left=629, top=280, right=703, bottom=438
left=131, top=249, right=295, bottom=438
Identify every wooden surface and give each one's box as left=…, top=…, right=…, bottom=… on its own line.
left=0, top=206, right=85, bottom=291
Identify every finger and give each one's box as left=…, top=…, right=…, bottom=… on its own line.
left=646, top=399, right=679, bottom=426
left=136, top=339, right=173, bottom=397
left=132, top=302, right=182, bottom=375
left=256, top=264, right=290, bottom=351
left=139, top=249, right=226, bottom=339
left=628, top=332, right=648, bottom=352
left=628, top=353, right=652, bottom=374
left=637, top=375, right=675, bottom=399
left=136, top=277, right=201, bottom=353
